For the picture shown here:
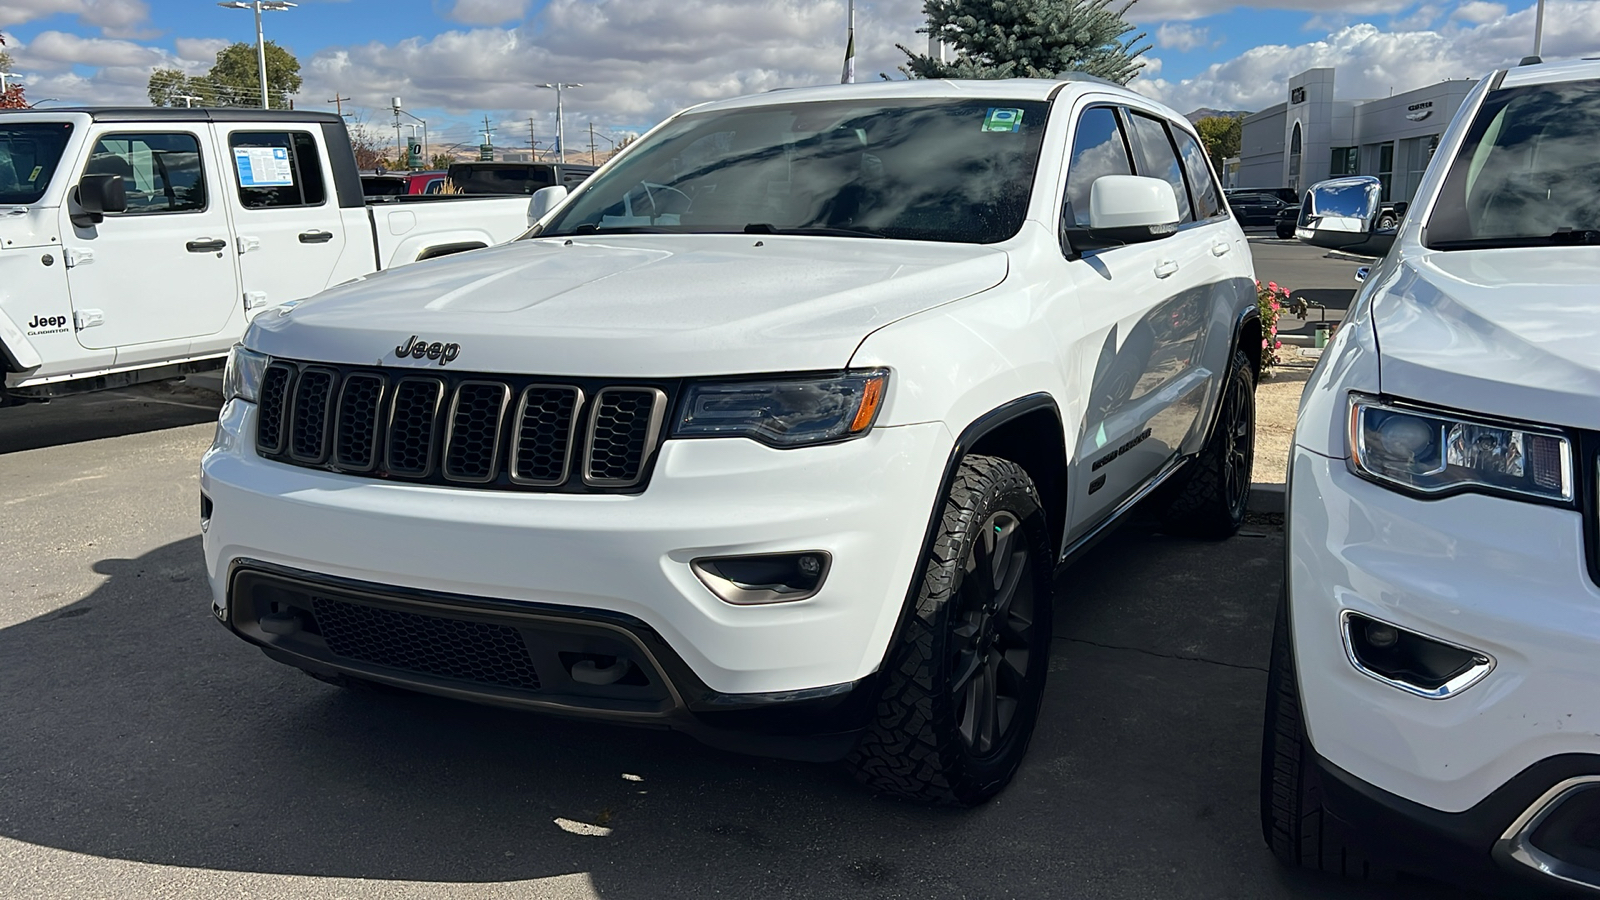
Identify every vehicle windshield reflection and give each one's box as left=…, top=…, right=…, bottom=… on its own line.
left=539, top=99, right=1052, bottom=244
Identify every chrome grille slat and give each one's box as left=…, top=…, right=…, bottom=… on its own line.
left=386, top=377, right=444, bottom=477
left=288, top=366, right=337, bottom=464
left=443, top=381, right=512, bottom=483
left=256, top=363, right=294, bottom=455
left=584, top=387, right=667, bottom=488
left=511, top=385, right=582, bottom=486
left=333, top=373, right=386, bottom=472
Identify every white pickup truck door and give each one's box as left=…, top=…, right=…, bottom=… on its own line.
left=213, top=124, right=347, bottom=317
left=61, top=126, right=240, bottom=352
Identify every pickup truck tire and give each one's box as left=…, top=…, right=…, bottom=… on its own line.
left=848, top=454, right=1053, bottom=807
left=1161, top=349, right=1255, bottom=539
left=1261, top=590, right=1394, bottom=880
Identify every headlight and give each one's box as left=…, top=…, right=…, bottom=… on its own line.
left=672, top=370, right=888, bottom=448
left=222, top=345, right=269, bottom=403
left=1348, top=394, right=1572, bottom=502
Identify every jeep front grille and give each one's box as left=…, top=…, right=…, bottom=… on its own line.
left=254, top=360, right=672, bottom=493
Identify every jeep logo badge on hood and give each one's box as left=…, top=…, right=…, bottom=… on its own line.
left=396, top=335, right=461, bottom=365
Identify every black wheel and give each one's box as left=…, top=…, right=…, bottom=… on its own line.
left=1276, top=221, right=1295, bottom=239
left=1262, top=591, right=1393, bottom=878
left=847, top=455, right=1054, bottom=806
left=1162, top=349, right=1255, bottom=539
left=1377, top=212, right=1399, bottom=230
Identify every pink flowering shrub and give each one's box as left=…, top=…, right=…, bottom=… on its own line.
left=1255, top=281, right=1298, bottom=378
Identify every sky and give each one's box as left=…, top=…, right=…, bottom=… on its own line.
left=1, top=0, right=1596, bottom=158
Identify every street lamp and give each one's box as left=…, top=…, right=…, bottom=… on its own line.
left=391, top=99, right=428, bottom=169
left=0, top=72, right=19, bottom=94
left=217, top=0, right=297, bottom=110
left=1533, top=0, right=1546, bottom=57
left=537, top=82, right=582, bottom=163
left=176, top=94, right=204, bottom=108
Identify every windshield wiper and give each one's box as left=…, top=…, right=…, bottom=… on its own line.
left=742, top=223, right=885, bottom=239
left=1430, top=229, right=1600, bottom=251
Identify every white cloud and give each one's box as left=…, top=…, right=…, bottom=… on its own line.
left=1452, top=1, right=1509, bottom=23
left=1156, top=22, right=1213, bottom=52
left=1135, top=1, right=1600, bottom=115
left=1126, top=0, right=1399, bottom=23
left=445, top=0, right=529, bottom=26
left=0, top=0, right=151, bottom=38
left=7, top=30, right=169, bottom=71
left=1392, top=3, right=1445, bottom=30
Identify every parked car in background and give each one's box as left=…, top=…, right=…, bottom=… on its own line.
left=446, top=161, right=596, bottom=195
left=1225, top=190, right=1290, bottom=226
left=361, top=169, right=448, bottom=200
left=204, top=77, right=1262, bottom=807
left=1274, top=203, right=1299, bottom=238
left=1264, top=58, right=1600, bottom=894
left=0, top=108, right=540, bottom=404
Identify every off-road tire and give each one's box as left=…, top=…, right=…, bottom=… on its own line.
left=1261, top=591, right=1394, bottom=879
left=847, top=455, right=1054, bottom=807
left=1276, top=221, right=1296, bottom=239
left=1161, top=349, right=1255, bottom=539
left=1377, top=212, right=1399, bottom=230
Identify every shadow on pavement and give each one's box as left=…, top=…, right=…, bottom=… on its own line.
left=0, top=529, right=1485, bottom=898
left=0, top=382, right=221, bottom=454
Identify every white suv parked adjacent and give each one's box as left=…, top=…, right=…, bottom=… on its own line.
left=202, top=77, right=1260, bottom=805
left=1264, top=58, right=1600, bottom=889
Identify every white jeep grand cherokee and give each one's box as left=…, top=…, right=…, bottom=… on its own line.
left=202, top=77, right=1260, bottom=805
left=1264, top=58, right=1600, bottom=888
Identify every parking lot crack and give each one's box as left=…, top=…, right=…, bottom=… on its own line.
left=1057, top=636, right=1268, bottom=673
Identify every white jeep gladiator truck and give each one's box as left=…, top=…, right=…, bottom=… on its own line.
left=202, top=77, right=1261, bottom=805
left=0, top=108, right=539, bottom=403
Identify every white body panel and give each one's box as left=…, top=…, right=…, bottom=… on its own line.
left=0, top=110, right=532, bottom=394
left=1286, top=58, right=1600, bottom=819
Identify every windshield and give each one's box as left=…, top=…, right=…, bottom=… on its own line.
left=539, top=99, right=1051, bottom=244
left=0, top=123, right=74, bottom=205
left=1427, top=78, right=1600, bottom=249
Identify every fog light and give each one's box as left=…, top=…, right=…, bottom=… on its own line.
left=1365, top=621, right=1399, bottom=649
left=1342, top=611, right=1493, bottom=699
left=691, top=551, right=832, bottom=605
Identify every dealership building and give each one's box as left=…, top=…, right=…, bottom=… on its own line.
left=1227, top=67, right=1479, bottom=203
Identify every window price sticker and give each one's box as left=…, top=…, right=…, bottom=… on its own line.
left=982, top=108, right=1025, bottom=133
left=234, top=146, right=295, bottom=187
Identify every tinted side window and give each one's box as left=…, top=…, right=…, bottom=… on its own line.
left=1063, top=107, right=1133, bottom=228
left=85, top=132, right=206, bottom=214
left=1127, top=113, right=1194, bottom=224
left=1173, top=128, right=1222, bottom=219
left=229, top=131, right=327, bottom=208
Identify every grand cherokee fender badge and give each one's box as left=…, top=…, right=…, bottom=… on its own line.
left=395, top=335, right=461, bottom=365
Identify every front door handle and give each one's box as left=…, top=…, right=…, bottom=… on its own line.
left=298, top=230, right=334, bottom=244
left=186, top=238, right=227, bottom=253
left=1211, top=242, right=1231, bottom=257
left=1154, top=259, right=1180, bottom=279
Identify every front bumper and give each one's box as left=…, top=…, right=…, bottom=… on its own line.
left=1289, top=447, right=1600, bottom=887
left=202, top=398, right=951, bottom=729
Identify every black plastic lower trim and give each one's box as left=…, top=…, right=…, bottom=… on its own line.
left=223, top=558, right=872, bottom=761
left=1314, top=750, right=1600, bottom=894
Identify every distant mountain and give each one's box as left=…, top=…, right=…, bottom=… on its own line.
left=1185, top=108, right=1250, bottom=123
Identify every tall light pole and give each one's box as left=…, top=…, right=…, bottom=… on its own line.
left=0, top=72, right=18, bottom=94
left=217, top=1, right=297, bottom=109
left=537, top=83, right=582, bottom=163
left=1533, top=0, right=1547, bottom=57
left=177, top=93, right=204, bottom=108
left=391, top=99, right=428, bottom=168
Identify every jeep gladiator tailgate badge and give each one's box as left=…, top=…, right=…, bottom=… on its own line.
left=395, top=335, right=461, bottom=365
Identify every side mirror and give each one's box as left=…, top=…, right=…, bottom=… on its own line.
left=1296, top=176, right=1380, bottom=245
left=528, top=184, right=568, bottom=222
left=1354, top=266, right=1371, bottom=283
left=72, top=173, right=127, bottom=228
left=1069, top=175, right=1180, bottom=249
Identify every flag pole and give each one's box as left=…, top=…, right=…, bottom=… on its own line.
left=840, top=0, right=856, bottom=84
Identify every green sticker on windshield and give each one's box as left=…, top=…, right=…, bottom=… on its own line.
left=983, top=108, right=1024, bottom=133
left=27, top=166, right=42, bottom=182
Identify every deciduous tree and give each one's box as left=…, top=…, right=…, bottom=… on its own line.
left=1195, top=115, right=1243, bottom=173
left=900, top=0, right=1149, bottom=84
left=0, top=33, right=27, bottom=110
left=147, top=41, right=301, bottom=109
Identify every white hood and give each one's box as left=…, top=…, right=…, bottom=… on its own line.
left=246, top=234, right=1009, bottom=377
left=1374, top=246, right=1600, bottom=430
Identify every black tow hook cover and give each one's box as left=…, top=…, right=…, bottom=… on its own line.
left=259, top=612, right=301, bottom=636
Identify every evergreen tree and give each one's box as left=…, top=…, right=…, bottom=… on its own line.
left=900, top=0, right=1149, bottom=84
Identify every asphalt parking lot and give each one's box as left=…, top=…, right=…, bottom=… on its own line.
left=2, top=372, right=1484, bottom=900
